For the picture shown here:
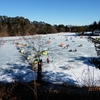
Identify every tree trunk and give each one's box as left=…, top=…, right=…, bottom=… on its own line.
left=37, top=59, right=42, bottom=83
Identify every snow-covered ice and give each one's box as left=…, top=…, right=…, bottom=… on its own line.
left=0, top=32, right=100, bottom=87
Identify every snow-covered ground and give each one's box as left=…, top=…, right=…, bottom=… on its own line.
left=0, top=32, right=100, bottom=87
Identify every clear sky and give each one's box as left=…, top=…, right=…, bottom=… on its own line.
left=0, top=0, right=100, bottom=26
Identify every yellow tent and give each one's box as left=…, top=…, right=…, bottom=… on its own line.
left=34, top=59, right=39, bottom=64
left=20, top=49, right=25, bottom=53
left=27, top=56, right=32, bottom=60
left=24, top=43, right=27, bottom=46
left=42, top=51, right=47, bottom=55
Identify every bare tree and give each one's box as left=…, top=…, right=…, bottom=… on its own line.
left=22, top=35, right=57, bottom=83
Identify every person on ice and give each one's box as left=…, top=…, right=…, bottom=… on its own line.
left=66, top=44, right=69, bottom=48
left=51, top=57, right=54, bottom=62
left=69, top=49, right=72, bottom=52
left=74, top=49, right=77, bottom=52
left=47, top=58, right=50, bottom=63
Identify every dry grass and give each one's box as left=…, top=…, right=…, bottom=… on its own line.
left=0, top=80, right=100, bottom=100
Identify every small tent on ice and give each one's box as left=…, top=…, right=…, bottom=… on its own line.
left=42, top=51, right=47, bottom=55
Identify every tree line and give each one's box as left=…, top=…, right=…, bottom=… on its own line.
left=0, top=15, right=100, bottom=37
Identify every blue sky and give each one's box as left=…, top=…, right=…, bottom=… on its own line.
left=0, top=0, right=100, bottom=26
